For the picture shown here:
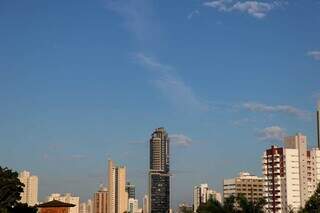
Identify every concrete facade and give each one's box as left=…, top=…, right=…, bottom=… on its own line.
left=107, top=159, right=127, bottom=213
left=93, top=186, right=108, bottom=213
left=263, top=133, right=320, bottom=212
left=223, top=172, right=264, bottom=203
left=19, top=170, right=38, bottom=206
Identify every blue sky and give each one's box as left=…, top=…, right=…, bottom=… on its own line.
left=1, top=0, right=320, bottom=207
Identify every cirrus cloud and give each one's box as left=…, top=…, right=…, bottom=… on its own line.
left=242, top=102, right=310, bottom=119
left=134, top=53, right=209, bottom=112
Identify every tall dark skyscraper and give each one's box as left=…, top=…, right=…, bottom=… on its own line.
left=126, top=182, right=136, bottom=199
left=148, top=127, right=170, bottom=213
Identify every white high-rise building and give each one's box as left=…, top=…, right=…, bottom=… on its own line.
left=143, top=195, right=148, bottom=213
left=262, top=133, right=320, bottom=212
left=193, top=183, right=221, bottom=212
left=127, top=198, right=138, bottom=213
left=80, top=199, right=93, bottom=213
left=18, top=170, right=38, bottom=206
left=47, top=193, right=80, bottom=213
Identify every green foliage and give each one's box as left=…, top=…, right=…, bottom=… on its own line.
left=0, top=167, right=24, bottom=209
left=7, top=203, right=37, bottom=213
left=196, top=194, right=266, bottom=213
left=197, top=197, right=224, bottom=213
left=236, top=194, right=266, bottom=213
left=299, top=183, right=320, bottom=213
left=0, top=167, right=38, bottom=213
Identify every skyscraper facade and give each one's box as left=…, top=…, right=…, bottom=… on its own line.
left=148, top=127, right=170, bottom=213
left=107, top=159, right=127, bottom=213
left=18, top=170, right=38, bottom=206
left=126, top=182, right=136, bottom=199
left=93, top=186, right=108, bottom=213
left=262, top=133, right=320, bottom=213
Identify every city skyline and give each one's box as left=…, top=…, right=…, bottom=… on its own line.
left=1, top=0, right=320, bottom=209
left=11, top=124, right=320, bottom=212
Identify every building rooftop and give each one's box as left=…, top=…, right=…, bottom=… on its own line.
left=36, top=200, right=76, bottom=208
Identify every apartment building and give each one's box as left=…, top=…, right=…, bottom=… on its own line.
left=262, top=133, right=320, bottom=213
left=193, top=183, right=221, bottom=212
left=223, top=172, right=264, bottom=202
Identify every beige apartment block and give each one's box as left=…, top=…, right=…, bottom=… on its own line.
left=18, top=170, right=38, bottom=206
left=107, top=159, right=127, bottom=213
left=93, top=186, right=108, bottom=213
left=223, top=172, right=264, bottom=202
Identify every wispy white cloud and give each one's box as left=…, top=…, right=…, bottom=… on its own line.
left=308, top=51, right=320, bottom=61
left=232, top=1, right=275, bottom=18
left=258, top=126, right=286, bottom=141
left=169, top=134, right=192, bottom=147
left=242, top=102, right=309, bottom=119
left=203, top=0, right=284, bottom=18
left=203, top=0, right=232, bottom=11
left=105, top=0, right=157, bottom=42
left=134, top=53, right=208, bottom=111
left=188, top=9, right=200, bottom=19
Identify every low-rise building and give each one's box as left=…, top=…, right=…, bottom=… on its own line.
left=223, top=172, right=264, bottom=202
left=47, top=193, right=80, bottom=213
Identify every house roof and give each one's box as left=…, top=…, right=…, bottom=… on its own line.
left=36, top=200, right=76, bottom=208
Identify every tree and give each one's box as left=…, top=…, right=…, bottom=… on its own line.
left=223, top=195, right=237, bottom=213
left=0, top=167, right=37, bottom=213
left=197, top=197, right=224, bottom=213
left=0, top=167, right=24, bottom=209
left=237, top=194, right=265, bottom=213
left=299, top=183, right=320, bottom=213
left=196, top=195, right=265, bottom=213
left=7, top=203, right=37, bottom=213
left=197, top=196, right=235, bottom=213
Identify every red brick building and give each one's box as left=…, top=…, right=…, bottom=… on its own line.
left=37, top=200, right=76, bottom=213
